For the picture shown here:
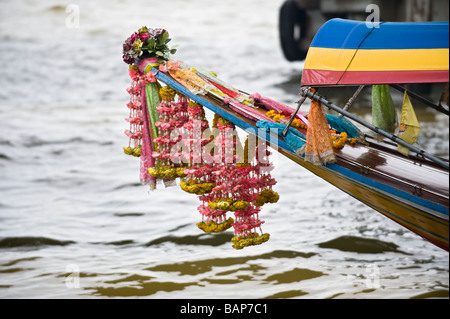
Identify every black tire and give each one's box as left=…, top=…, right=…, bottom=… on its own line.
left=279, top=0, right=308, bottom=61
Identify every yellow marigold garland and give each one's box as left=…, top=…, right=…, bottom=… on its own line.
left=266, top=110, right=307, bottom=129
left=268, top=110, right=358, bottom=150
left=330, top=131, right=357, bottom=149
left=159, top=86, right=177, bottom=100
left=331, top=131, right=348, bottom=149
left=207, top=198, right=249, bottom=212
left=254, top=189, right=280, bottom=207
left=180, top=180, right=216, bottom=195
left=123, top=146, right=142, bottom=157
left=231, top=233, right=270, bottom=250
left=212, top=113, right=220, bottom=129
left=148, top=166, right=186, bottom=179
left=196, top=217, right=235, bottom=233
left=217, top=116, right=233, bottom=126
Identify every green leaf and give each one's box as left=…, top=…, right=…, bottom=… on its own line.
left=146, top=38, right=156, bottom=50
left=159, top=31, right=169, bottom=45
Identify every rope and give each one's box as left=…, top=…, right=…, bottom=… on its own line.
left=336, top=23, right=382, bottom=85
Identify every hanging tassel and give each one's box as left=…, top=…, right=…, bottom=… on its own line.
left=372, top=84, right=398, bottom=141
left=304, top=100, right=336, bottom=165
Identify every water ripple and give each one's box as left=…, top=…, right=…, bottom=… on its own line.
left=0, top=237, right=75, bottom=249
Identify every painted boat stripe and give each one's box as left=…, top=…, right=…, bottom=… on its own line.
left=304, top=48, right=449, bottom=72
left=356, top=194, right=448, bottom=244
left=301, top=69, right=450, bottom=86
left=326, top=163, right=449, bottom=217
left=337, top=170, right=449, bottom=224
left=310, top=19, right=449, bottom=50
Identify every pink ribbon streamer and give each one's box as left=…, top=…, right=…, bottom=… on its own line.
left=139, top=83, right=156, bottom=186
left=250, top=93, right=310, bottom=127
left=223, top=98, right=275, bottom=123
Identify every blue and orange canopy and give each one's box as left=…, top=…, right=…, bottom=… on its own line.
left=301, top=19, right=449, bottom=86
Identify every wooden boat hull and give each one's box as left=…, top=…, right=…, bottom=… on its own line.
left=281, top=150, right=449, bottom=251
left=154, top=69, right=449, bottom=252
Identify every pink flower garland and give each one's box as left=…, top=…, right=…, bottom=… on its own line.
left=152, top=88, right=189, bottom=168
left=123, top=59, right=279, bottom=249
left=123, top=71, right=145, bottom=156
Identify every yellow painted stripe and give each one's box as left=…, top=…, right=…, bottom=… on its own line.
left=304, top=47, right=450, bottom=72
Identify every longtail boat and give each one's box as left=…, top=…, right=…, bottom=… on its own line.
left=122, top=20, right=449, bottom=251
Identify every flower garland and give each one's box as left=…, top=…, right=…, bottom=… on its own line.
left=183, top=101, right=213, bottom=165
left=123, top=68, right=145, bottom=157
left=266, top=110, right=358, bottom=150
left=214, top=118, right=278, bottom=249
left=148, top=86, right=190, bottom=182
left=123, top=66, right=164, bottom=159
left=231, top=233, right=270, bottom=250
left=266, top=110, right=307, bottom=130
left=231, top=139, right=279, bottom=249
left=122, top=26, right=180, bottom=188
left=122, top=27, right=281, bottom=249
left=207, top=198, right=249, bottom=211
left=180, top=180, right=216, bottom=195
left=331, top=130, right=358, bottom=149
left=185, top=114, right=233, bottom=232
left=196, top=217, right=235, bottom=233
left=123, top=27, right=177, bottom=65
left=175, top=112, right=279, bottom=249
left=255, top=189, right=280, bottom=207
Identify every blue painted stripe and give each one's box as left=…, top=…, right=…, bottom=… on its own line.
left=335, top=168, right=449, bottom=225
left=326, top=162, right=449, bottom=217
left=353, top=189, right=448, bottom=243
left=311, top=19, right=449, bottom=50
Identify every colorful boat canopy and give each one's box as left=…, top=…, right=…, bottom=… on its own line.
left=301, top=19, right=450, bottom=86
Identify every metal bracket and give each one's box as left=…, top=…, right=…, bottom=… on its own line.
left=360, top=165, right=371, bottom=175
left=282, top=86, right=310, bottom=137
left=342, top=85, right=365, bottom=114
left=412, top=184, right=423, bottom=196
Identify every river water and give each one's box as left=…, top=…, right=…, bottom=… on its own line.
left=0, top=0, right=448, bottom=299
